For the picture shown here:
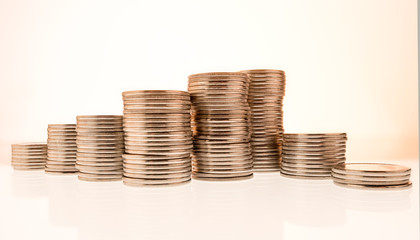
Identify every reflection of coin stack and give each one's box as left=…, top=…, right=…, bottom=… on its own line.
left=188, top=72, right=253, bottom=181
left=332, top=163, right=412, bottom=190
left=46, top=124, right=78, bottom=174
left=122, top=90, right=193, bottom=187
left=280, top=133, right=347, bottom=179
left=240, top=69, right=286, bottom=171
left=11, top=143, right=47, bottom=170
left=76, top=115, right=124, bottom=182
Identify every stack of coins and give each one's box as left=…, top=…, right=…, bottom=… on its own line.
left=122, top=90, right=193, bottom=187
left=46, top=124, right=77, bottom=174
left=11, top=143, right=47, bottom=170
left=280, top=133, right=347, bottom=179
left=188, top=72, right=253, bottom=181
left=76, top=115, right=124, bottom=182
left=332, top=163, right=412, bottom=190
left=240, top=69, right=286, bottom=172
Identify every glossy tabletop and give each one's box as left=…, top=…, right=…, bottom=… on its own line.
left=0, top=159, right=418, bottom=240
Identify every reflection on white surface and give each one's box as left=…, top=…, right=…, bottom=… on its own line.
left=11, top=170, right=47, bottom=198
left=275, top=176, right=346, bottom=227
left=191, top=178, right=266, bottom=239
left=332, top=184, right=412, bottom=212
left=46, top=174, right=79, bottom=227
left=123, top=184, right=192, bottom=240
left=76, top=180, right=124, bottom=240
left=3, top=160, right=418, bottom=240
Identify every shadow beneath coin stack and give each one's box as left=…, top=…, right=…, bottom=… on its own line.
left=277, top=176, right=346, bottom=227
left=45, top=174, right=79, bottom=228
left=11, top=170, right=48, bottom=199
left=76, top=180, right=124, bottom=240
left=122, top=184, right=192, bottom=240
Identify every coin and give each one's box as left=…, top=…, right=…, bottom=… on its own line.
left=192, top=174, right=253, bottom=181
left=75, top=115, right=125, bottom=180
left=78, top=176, right=122, bottom=182
left=13, top=166, right=44, bottom=171
left=78, top=168, right=123, bottom=174
left=332, top=163, right=411, bottom=176
left=122, top=89, right=189, bottom=96
left=280, top=165, right=332, bottom=173
left=76, top=160, right=122, bottom=166
left=332, top=176, right=409, bottom=186
left=333, top=181, right=412, bottom=190
left=45, top=169, right=76, bottom=175
left=280, top=171, right=330, bottom=180
left=331, top=171, right=411, bottom=182
left=281, top=161, right=343, bottom=168
left=11, top=143, right=47, bottom=170
left=123, top=162, right=190, bottom=170
left=238, top=69, right=285, bottom=172
left=280, top=168, right=331, bottom=177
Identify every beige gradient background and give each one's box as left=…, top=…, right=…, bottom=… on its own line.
left=0, top=0, right=417, bottom=164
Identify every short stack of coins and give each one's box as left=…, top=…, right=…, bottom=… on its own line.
left=188, top=72, right=253, bottom=181
left=280, top=133, right=347, bottom=179
left=76, top=115, right=124, bottom=182
left=332, top=163, right=412, bottom=190
left=240, top=69, right=286, bottom=171
left=122, top=90, right=193, bottom=187
left=46, top=124, right=77, bottom=174
left=11, top=143, right=47, bottom=170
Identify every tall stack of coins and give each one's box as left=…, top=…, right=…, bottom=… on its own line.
left=76, top=115, right=124, bottom=182
left=122, top=90, right=193, bottom=187
left=332, top=163, right=412, bottom=190
left=188, top=72, right=253, bottom=181
left=240, top=69, right=285, bottom=172
left=280, top=133, right=347, bottom=179
left=46, top=124, right=77, bottom=174
left=11, top=143, right=47, bottom=170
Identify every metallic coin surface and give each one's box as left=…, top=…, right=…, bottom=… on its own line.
left=332, top=163, right=411, bottom=176
left=333, top=181, right=413, bottom=190
left=331, top=171, right=411, bottom=182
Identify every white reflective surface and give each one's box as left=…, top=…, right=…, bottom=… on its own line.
left=0, top=159, right=418, bottom=240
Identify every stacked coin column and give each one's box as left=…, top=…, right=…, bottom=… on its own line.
left=240, top=69, right=286, bottom=172
left=188, top=72, right=253, bottom=181
left=280, top=133, right=347, bottom=179
left=122, top=90, right=193, bottom=187
left=75, top=115, right=124, bottom=182
left=11, top=143, right=47, bottom=170
left=46, top=124, right=78, bottom=174
left=332, top=163, right=412, bottom=190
